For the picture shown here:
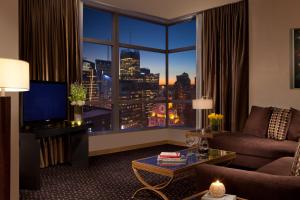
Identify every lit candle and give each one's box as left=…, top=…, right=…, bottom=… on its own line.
left=209, top=180, right=226, bottom=198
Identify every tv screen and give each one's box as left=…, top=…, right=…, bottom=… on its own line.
left=23, top=81, right=67, bottom=123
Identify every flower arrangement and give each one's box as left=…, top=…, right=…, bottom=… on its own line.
left=208, top=113, right=224, bottom=131
left=69, top=82, right=87, bottom=123
left=68, top=82, right=87, bottom=106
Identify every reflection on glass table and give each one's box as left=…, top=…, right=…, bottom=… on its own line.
left=185, top=132, right=198, bottom=156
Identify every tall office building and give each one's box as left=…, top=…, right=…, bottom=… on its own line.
left=120, top=49, right=140, bottom=79
left=119, top=49, right=162, bottom=129
left=82, top=59, right=112, bottom=131
left=171, top=72, right=195, bottom=127
left=82, top=60, right=99, bottom=106
left=174, top=72, right=192, bottom=100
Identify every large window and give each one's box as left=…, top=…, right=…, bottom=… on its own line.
left=119, top=16, right=166, bottom=49
left=168, top=20, right=196, bottom=128
left=168, top=51, right=196, bottom=127
left=83, top=7, right=112, bottom=41
left=168, top=20, right=196, bottom=49
left=82, top=43, right=112, bottom=131
left=83, top=6, right=195, bottom=133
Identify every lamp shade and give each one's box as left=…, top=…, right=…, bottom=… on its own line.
left=192, top=98, right=213, bottom=109
left=0, top=58, right=29, bottom=92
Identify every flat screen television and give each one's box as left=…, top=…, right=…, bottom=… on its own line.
left=23, top=81, right=67, bottom=123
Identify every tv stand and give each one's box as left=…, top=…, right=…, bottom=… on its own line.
left=20, top=122, right=88, bottom=190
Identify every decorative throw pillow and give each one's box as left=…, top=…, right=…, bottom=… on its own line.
left=291, top=142, right=300, bottom=176
left=267, top=108, right=291, bottom=141
left=243, top=106, right=273, bottom=138
left=287, top=108, right=300, bottom=141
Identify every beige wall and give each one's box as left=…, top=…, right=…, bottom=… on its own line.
left=89, top=128, right=188, bottom=154
left=89, top=129, right=171, bottom=152
left=249, top=0, right=300, bottom=109
left=0, top=0, right=19, bottom=199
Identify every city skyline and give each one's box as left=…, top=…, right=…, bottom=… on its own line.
left=83, top=45, right=196, bottom=85
left=83, top=6, right=196, bottom=85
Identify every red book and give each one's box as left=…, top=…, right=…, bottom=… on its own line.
left=159, top=152, right=180, bottom=158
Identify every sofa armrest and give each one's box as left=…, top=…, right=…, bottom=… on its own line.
left=196, top=164, right=300, bottom=200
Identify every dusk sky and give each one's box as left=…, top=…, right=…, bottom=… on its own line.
left=83, top=7, right=196, bottom=85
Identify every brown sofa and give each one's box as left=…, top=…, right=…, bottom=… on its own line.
left=195, top=106, right=300, bottom=199
left=209, top=132, right=298, bottom=169
left=209, top=106, right=300, bottom=169
left=196, top=157, right=300, bottom=200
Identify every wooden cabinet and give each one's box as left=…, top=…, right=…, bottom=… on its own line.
left=20, top=123, right=88, bottom=190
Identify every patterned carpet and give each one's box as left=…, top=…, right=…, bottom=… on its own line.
left=20, top=144, right=200, bottom=200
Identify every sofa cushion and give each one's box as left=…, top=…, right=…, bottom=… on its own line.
left=210, top=133, right=298, bottom=159
left=243, top=106, right=272, bottom=138
left=287, top=108, right=300, bottom=141
left=257, top=157, right=294, bottom=176
left=267, top=108, right=291, bottom=141
left=291, top=142, right=300, bottom=176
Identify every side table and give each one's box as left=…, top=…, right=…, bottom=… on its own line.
left=183, top=190, right=247, bottom=200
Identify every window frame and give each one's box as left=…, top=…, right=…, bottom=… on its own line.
left=82, top=4, right=196, bottom=134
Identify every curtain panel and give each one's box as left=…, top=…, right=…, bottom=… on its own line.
left=199, top=0, right=249, bottom=131
left=19, top=0, right=81, bottom=83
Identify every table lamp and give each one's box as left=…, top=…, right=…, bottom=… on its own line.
left=192, top=97, right=213, bottom=131
left=192, top=97, right=213, bottom=156
left=0, top=58, right=29, bottom=199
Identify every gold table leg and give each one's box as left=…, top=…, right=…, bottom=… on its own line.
left=132, top=167, right=173, bottom=200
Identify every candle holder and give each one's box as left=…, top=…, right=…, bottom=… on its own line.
left=209, top=180, right=226, bottom=198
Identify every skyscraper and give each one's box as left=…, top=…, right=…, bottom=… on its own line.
left=174, top=72, right=191, bottom=100
left=171, top=72, right=195, bottom=127
left=82, top=60, right=99, bottom=106
left=120, top=49, right=140, bottom=79
left=82, top=59, right=112, bottom=131
left=119, top=49, right=162, bottom=129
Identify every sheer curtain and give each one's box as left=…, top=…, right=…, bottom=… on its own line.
left=196, top=0, right=249, bottom=132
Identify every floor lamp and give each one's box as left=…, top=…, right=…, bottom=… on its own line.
left=0, top=58, right=29, bottom=199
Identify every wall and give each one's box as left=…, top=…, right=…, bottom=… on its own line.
left=0, top=0, right=19, bottom=199
left=90, top=129, right=171, bottom=153
left=249, top=0, right=300, bottom=109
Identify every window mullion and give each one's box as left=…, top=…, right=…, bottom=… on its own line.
left=166, top=25, right=169, bottom=128
left=112, top=13, right=120, bottom=132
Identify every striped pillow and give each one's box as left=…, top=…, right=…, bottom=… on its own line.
left=267, top=108, right=291, bottom=141
left=291, top=142, right=300, bottom=176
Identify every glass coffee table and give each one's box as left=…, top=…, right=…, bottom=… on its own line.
left=131, top=148, right=236, bottom=200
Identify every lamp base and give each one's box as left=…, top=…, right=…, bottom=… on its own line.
left=0, top=96, right=11, bottom=200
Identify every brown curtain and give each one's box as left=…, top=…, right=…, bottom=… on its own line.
left=19, top=0, right=81, bottom=83
left=201, top=0, right=249, bottom=132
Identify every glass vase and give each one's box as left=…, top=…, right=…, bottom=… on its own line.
left=210, top=120, right=220, bottom=132
left=74, top=106, right=82, bottom=122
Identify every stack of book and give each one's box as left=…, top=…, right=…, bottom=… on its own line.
left=157, top=152, right=186, bottom=166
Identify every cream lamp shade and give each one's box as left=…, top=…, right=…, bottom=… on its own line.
left=192, top=98, right=213, bottom=109
left=0, top=58, right=29, bottom=96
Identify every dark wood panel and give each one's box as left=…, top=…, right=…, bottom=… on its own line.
left=0, top=97, right=11, bottom=200
left=20, top=123, right=88, bottom=189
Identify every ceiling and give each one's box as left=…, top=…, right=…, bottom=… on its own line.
left=93, top=0, right=241, bottom=20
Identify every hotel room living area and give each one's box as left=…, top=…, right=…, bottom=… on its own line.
left=1, top=0, right=300, bottom=199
